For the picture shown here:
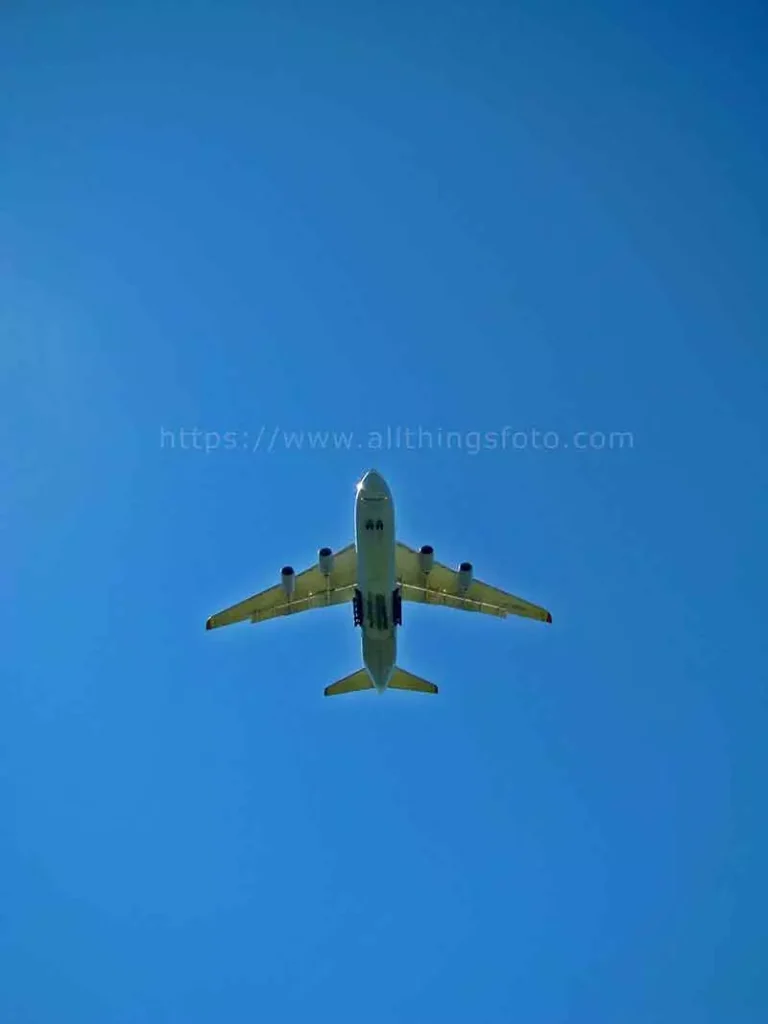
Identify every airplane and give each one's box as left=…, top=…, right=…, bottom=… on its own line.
left=205, top=469, right=552, bottom=696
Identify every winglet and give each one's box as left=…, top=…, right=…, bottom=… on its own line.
left=206, top=617, right=214, bottom=630
left=545, top=612, right=552, bottom=623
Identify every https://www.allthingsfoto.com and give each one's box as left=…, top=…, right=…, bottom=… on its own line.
left=159, top=425, right=635, bottom=455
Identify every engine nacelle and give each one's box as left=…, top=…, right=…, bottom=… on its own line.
left=419, top=544, right=434, bottom=573
left=318, top=546, right=334, bottom=576
left=458, top=561, right=473, bottom=592
left=281, top=565, right=296, bottom=596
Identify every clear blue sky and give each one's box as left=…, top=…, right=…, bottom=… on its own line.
left=3, top=2, right=767, bottom=1021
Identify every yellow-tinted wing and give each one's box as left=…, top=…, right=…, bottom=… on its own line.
left=395, top=542, right=552, bottom=623
left=206, top=543, right=357, bottom=629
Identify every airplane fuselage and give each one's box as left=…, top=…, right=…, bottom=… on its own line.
left=354, top=471, right=398, bottom=691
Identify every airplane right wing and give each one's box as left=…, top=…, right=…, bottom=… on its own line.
left=396, top=542, right=552, bottom=624
left=206, top=543, right=357, bottom=630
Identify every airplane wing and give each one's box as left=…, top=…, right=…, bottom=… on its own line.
left=395, top=542, right=552, bottom=623
left=206, top=543, right=357, bottom=629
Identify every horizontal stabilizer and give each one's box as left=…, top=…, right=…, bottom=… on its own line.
left=324, top=668, right=374, bottom=697
left=388, top=667, right=438, bottom=694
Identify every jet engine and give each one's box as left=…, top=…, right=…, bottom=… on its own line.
left=281, top=565, right=296, bottom=596
left=419, top=544, right=434, bottom=573
left=318, top=547, right=334, bottom=576
left=458, top=561, right=473, bottom=592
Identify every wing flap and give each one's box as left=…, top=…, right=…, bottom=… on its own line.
left=399, top=583, right=508, bottom=619
left=248, top=585, right=355, bottom=624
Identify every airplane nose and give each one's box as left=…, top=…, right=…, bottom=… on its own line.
left=359, top=469, right=390, bottom=496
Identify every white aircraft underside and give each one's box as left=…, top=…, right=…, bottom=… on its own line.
left=206, top=470, right=552, bottom=696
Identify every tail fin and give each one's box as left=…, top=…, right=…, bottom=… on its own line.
left=324, top=668, right=374, bottom=697
left=388, top=667, right=438, bottom=694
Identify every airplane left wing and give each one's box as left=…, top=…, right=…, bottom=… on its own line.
left=206, top=543, right=357, bottom=629
left=396, top=542, right=552, bottom=623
